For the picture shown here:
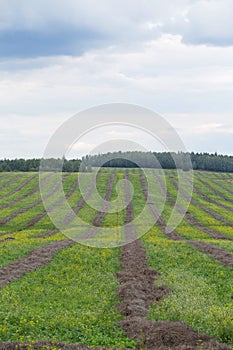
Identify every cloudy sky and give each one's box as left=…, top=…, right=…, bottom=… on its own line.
left=0, top=0, right=233, bottom=158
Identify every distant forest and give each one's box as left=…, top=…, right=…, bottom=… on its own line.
left=1, top=152, right=233, bottom=172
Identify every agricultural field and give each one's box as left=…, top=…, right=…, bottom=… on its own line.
left=0, top=169, right=233, bottom=350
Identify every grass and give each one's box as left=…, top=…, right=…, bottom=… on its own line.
left=0, top=243, right=136, bottom=348
left=0, top=170, right=233, bottom=347
left=143, top=230, right=233, bottom=344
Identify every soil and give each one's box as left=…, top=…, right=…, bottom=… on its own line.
left=0, top=239, right=73, bottom=289
left=117, top=173, right=232, bottom=349
left=0, top=174, right=37, bottom=200
left=0, top=173, right=53, bottom=211
left=169, top=178, right=232, bottom=241
left=190, top=240, right=233, bottom=266
left=80, top=173, right=115, bottom=240
left=0, top=171, right=232, bottom=349
left=26, top=174, right=83, bottom=228
left=211, top=178, right=233, bottom=196
left=0, top=341, right=130, bottom=350
left=0, top=174, right=23, bottom=191
left=0, top=174, right=67, bottom=227
left=172, top=177, right=233, bottom=228
left=93, top=173, right=115, bottom=226
left=140, top=171, right=183, bottom=241
left=61, top=173, right=98, bottom=227
left=196, top=178, right=232, bottom=203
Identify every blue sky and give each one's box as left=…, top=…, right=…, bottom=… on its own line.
left=0, top=0, right=233, bottom=158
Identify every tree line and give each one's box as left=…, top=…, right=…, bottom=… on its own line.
left=1, top=152, right=233, bottom=172
left=82, top=151, right=233, bottom=172
left=0, top=158, right=80, bottom=172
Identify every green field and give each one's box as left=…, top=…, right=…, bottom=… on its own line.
left=0, top=170, right=232, bottom=349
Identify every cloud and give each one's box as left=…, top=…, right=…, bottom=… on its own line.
left=1, top=0, right=233, bottom=58
left=164, top=0, right=233, bottom=46
left=0, top=2, right=233, bottom=157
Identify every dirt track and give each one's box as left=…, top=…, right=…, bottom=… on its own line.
left=0, top=174, right=66, bottom=227
left=26, top=174, right=82, bottom=228
left=0, top=174, right=23, bottom=192
left=0, top=174, right=37, bottom=199
left=0, top=239, right=73, bottom=289
left=0, top=173, right=53, bottom=211
left=117, top=171, right=232, bottom=349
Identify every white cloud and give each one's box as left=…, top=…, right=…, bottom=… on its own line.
left=0, top=1, right=233, bottom=157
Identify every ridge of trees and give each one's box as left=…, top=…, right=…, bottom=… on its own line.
left=82, top=151, right=233, bottom=172
left=0, top=151, right=233, bottom=172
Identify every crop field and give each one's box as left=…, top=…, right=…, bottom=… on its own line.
left=0, top=169, right=233, bottom=350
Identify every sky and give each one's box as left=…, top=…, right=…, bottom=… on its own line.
left=0, top=0, right=233, bottom=159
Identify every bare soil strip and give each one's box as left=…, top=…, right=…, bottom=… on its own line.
left=168, top=191, right=230, bottom=240
left=211, top=177, right=233, bottom=196
left=0, top=173, right=11, bottom=181
left=0, top=174, right=23, bottom=192
left=169, top=177, right=233, bottom=240
left=0, top=174, right=69, bottom=227
left=26, top=174, right=82, bottom=228
left=0, top=239, right=73, bottom=289
left=0, top=174, right=37, bottom=199
left=0, top=173, right=53, bottom=211
left=190, top=241, right=233, bottom=266
left=0, top=340, right=130, bottom=350
left=61, top=173, right=98, bottom=227
left=173, top=177, right=233, bottom=227
left=149, top=172, right=233, bottom=267
left=140, top=171, right=182, bottom=241
left=117, top=171, right=231, bottom=349
left=185, top=178, right=233, bottom=212
left=198, top=177, right=233, bottom=202
left=79, top=172, right=115, bottom=240
left=38, top=172, right=98, bottom=238
left=93, top=173, right=115, bottom=226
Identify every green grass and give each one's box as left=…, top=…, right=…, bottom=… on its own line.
left=0, top=170, right=233, bottom=347
left=0, top=243, right=136, bottom=348
left=143, top=232, right=233, bottom=344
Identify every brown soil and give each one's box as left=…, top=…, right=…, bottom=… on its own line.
left=170, top=178, right=233, bottom=240
left=0, top=239, right=73, bottom=289
left=0, top=237, right=15, bottom=243
left=0, top=173, right=11, bottom=181
left=117, top=238, right=231, bottom=349
left=116, top=176, right=231, bottom=349
left=0, top=340, right=129, bottom=350
left=190, top=241, right=233, bottom=266
left=184, top=177, right=233, bottom=214
left=80, top=173, right=115, bottom=240
left=93, top=173, right=115, bottom=226
left=0, top=174, right=37, bottom=199
left=26, top=174, right=82, bottom=228
left=174, top=177, right=233, bottom=227
left=61, top=173, right=98, bottom=227
left=0, top=173, right=53, bottom=211
left=211, top=178, right=233, bottom=196
left=0, top=174, right=23, bottom=191
left=140, top=171, right=183, bottom=241
left=0, top=174, right=67, bottom=227
left=197, top=178, right=232, bottom=202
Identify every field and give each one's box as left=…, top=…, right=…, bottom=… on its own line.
left=0, top=169, right=232, bottom=350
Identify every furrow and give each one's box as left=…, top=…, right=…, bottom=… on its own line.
left=26, top=174, right=82, bottom=228
left=0, top=239, right=74, bottom=289
left=0, top=174, right=37, bottom=199
left=0, top=174, right=69, bottom=227
left=0, top=173, right=53, bottom=210
left=0, top=174, right=23, bottom=192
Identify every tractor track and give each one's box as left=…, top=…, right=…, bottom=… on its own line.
left=117, top=170, right=231, bottom=349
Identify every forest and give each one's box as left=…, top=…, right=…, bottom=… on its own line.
left=1, top=151, right=233, bottom=172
